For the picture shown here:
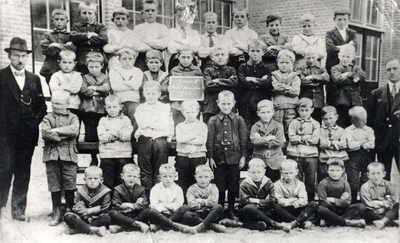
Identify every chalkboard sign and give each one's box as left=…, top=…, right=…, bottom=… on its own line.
left=169, top=76, right=204, bottom=101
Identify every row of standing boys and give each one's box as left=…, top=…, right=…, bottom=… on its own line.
left=40, top=0, right=398, bottom=237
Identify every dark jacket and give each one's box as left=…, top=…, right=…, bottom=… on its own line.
left=239, top=176, right=275, bottom=209
left=112, top=183, right=149, bottom=213
left=74, top=184, right=111, bottom=221
left=206, top=112, right=248, bottom=164
left=325, top=27, right=357, bottom=73
left=366, top=84, right=400, bottom=152
left=79, top=73, right=111, bottom=114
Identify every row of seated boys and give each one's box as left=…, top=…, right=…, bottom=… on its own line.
left=43, top=83, right=381, bottom=233
left=62, top=158, right=398, bottom=237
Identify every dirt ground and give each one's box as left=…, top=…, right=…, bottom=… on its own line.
left=0, top=142, right=399, bottom=243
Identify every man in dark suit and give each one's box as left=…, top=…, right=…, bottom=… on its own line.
left=0, top=37, right=47, bottom=221
left=325, top=9, right=357, bottom=104
left=367, top=58, right=400, bottom=181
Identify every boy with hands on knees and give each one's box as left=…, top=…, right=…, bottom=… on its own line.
left=183, top=165, right=226, bottom=233
left=250, top=99, right=285, bottom=182
left=207, top=90, right=248, bottom=221
left=360, top=162, right=399, bottom=229
left=64, top=166, right=112, bottom=237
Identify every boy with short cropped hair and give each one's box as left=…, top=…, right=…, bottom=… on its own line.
left=272, top=159, right=318, bottom=231
left=42, top=90, right=80, bottom=226
left=225, top=8, right=258, bottom=71
left=40, top=9, right=76, bottom=84
left=318, top=106, right=348, bottom=182
left=236, top=158, right=290, bottom=232
left=97, top=95, right=133, bottom=190
left=183, top=165, right=226, bottom=233
left=250, top=99, right=285, bottom=182
left=271, top=49, right=301, bottom=137
left=79, top=52, right=111, bottom=166
left=296, top=46, right=330, bottom=122
left=345, top=106, right=375, bottom=204
left=287, top=98, right=320, bottom=201
left=175, top=100, right=207, bottom=196
left=109, top=47, right=143, bottom=128
left=166, top=46, right=203, bottom=127
left=292, top=14, right=326, bottom=69
left=315, top=158, right=366, bottom=228
left=207, top=90, right=248, bottom=221
left=237, top=39, right=272, bottom=130
left=331, top=44, right=365, bottom=128
left=49, top=50, right=83, bottom=115
left=203, top=45, right=238, bottom=124
left=360, top=162, right=399, bottom=229
left=198, top=12, right=234, bottom=72
left=142, top=50, right=169, bottom=103
left=70, top=1, right=108, bottom=74
left=64, top=166, right=112, bottom=237
left=260, top=15, right=291, bottom=71
left=135, top=81, right=174, bottom=197
left=103, top=7, right=137, bottom=69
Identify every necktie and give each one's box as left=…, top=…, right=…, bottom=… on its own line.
left=14, top=71, right=24, bottom=77
left=209, top=34, right=214, bottom=47
left=392, top=84, right=397, bottom=99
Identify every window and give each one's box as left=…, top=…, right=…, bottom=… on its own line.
left=350, top=0, right=383, bottom=27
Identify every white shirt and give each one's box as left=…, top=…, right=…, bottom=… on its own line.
left=132, top=21, right=170, bottom=52
left=224, top=26, right=258, bottom=55
left=10, top=65, right=25, bottom=90
left=336, top=26, right=347, bottom=41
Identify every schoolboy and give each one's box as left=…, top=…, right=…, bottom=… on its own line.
left=237, top=39, right=272, bottom=130
left=183, top=165, right=226, bottom=233
left=198, top=12, right=234, bottom=72
left=250, top=99, right=285, bottom=182
left=109, top=163, right=198, bottom=234
left=109, top=47, right=143, bottom=128
left=224, top=8, right=258, bottom=71
left=260, top=15, right=291, bottom=72
left=296, top=46, right=330, bottom=122
left=142, top=50, right=169, bottom=103
left=344, top=106, right=375, bottom=204
left=315, top=158, right=366, bottom=228
left=331, top=44, right=366, bottom=128
left=79, top=52, right=111, bottom=166
left=97, top=95, right=133, bottom=190
left=236, top=158, right=289, bottom=232
left=203, top=45, right=238, bottom=124
left=70, top=1, right=108, bottom=74
left=107, top=163, right=151, bottom=233
left=325, top=8, right=357, bottom=104
left=42, top=90, right=80, bottom=226
left=292, top=14, right=326, bottom=69
left=49, top=50, right=83, bottom=115
left=167, top=4, right=201, bottom=72
left=166, top=46, right=203, bottom=128
left=175, top=100, right=207, bottom=196
left=40, top=9, right=76, bottom=84
left=132, top=0, right=169, bottom=71
left=135, top=81, right=174, bottom=197
left=150, top=164, right=197, bottom=233
left=272, top=159, right=318, bottom=230
left=318, top=106, right=348, bottom=182
left=206, top=90, right=248, bottom=220
left=271, top=50, right=301, bottom=136
left=103, top=7, right=136, bottom=69
left=63, top=166, right=112, bottom=237
left=286, top=98, right=320, bottom=201
left=360, top=162, right=399, bottom=229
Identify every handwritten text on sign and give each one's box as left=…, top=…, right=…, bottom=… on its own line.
left=169, top=76, right=204, bottom=101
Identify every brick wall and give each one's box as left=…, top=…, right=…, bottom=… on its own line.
left=0, top=0, right=32, bottom=70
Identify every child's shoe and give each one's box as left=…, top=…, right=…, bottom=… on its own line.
left=132, top=221, right=150, bottom=233
left=244, top=221, right=267, bottom=231
left=109, top=225, right=124, bottom=234
left=319, top=219, right=327, bottom=227
left=271, top=220, right=291, bottom=233
left=209, top=223, right=226, bottom=233
left=150, top=224, right=162, bottom=232
left=373, top=218, right=389, bottom=229
left=346, top=219, right=366, bottom=228
left=195, top=223, right=206, bottom=233
left=171, top=222, right=198, bottom=234
left=302, top=220, right=314, bottom=229
left=90, top=226, right=106, bottom=237
left=219, top=218, right=243, bottom=227
left=49, top=207, right=63, bottom=226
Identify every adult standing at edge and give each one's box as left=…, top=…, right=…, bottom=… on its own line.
left=0, top=37, right=47, bottom=221
left=366, top=58, right=400, bottom=181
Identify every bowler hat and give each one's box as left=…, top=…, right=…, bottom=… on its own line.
left=4, top=37, right=32, bottom=54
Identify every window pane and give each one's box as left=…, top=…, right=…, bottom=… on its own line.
left=135, top=0, right=142, bottom=11
left=199, top=0, right=208, bottom=18
left=371, top=0, right=379, bottom=25
left=32, top=0, right=48, bottom=29
left=135, top=13, right=145, bottom=25
left=222, top=2, right=231, bottom=28
left=216, top=27, right=222, bottom=35
left=366, top=35, right=372, bottom=58
left=371, top=60, right=378, bottom=81
left=366, top=0, right=372, bottom=24
left=122, top=0, right=134, bottom=10
left=350, top=0, right=362, bottom=22
left=164, top=18, right=174, bottom=28
left=214, top=1, right=222, bottom=18
left=127, top=12, right=135, bottom=29
left=372, top=36, right=379, bottom=58
left=355, top=33, right=363, bottom=59
left=365, top=59, right=371, bottom=80
left=163, top=0, right=173, bottom=16
left=33, top=30, right=47, bottom=62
